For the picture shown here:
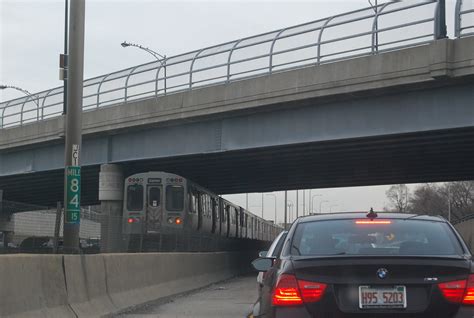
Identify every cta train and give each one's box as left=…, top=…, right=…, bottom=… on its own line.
left=123, top=171, right=282, bottom=242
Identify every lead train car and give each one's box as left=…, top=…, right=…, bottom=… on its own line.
left=123, top=171, right=282, bottom=241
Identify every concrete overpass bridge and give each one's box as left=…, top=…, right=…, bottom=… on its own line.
left=1, top=0, right=474, bottom=206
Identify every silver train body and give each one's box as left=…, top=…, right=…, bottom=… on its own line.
left=123, top=171, right=282, bottom=241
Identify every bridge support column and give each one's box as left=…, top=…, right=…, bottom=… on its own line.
left=99, top=164, right=124, bottom=252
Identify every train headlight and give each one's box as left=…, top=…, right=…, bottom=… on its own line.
left=127, top=218, right=136, bottom=224
left=167, top=217, right=174, bottom=224
left=175, top=217, right=182, bottom=225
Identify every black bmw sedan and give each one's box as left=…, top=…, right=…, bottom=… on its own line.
left=252, top=212, right=474, bottom=318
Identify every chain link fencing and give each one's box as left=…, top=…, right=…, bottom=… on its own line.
left=0, top=201, right=267, bottom=254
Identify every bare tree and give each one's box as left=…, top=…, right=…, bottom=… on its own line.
left=385, top=184, right=410, bottom=212
left=409, top=184, right=445, bottom=217
left=407, top=182, right=474, bottom=221
left=439, top=182, right=474, bottom=220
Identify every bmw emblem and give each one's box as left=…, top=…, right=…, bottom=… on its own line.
left=377, top=268, right=388, bottom=279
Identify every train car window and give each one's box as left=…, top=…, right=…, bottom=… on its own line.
left=189, top=189, right=198, bottom=214
left=187, top=188, right=193, bottom=213
left=166, top=185, right=184, bottom=211
left=148, top=187, right=161, bottom=207
left=127, top=184, right=144, bottom=211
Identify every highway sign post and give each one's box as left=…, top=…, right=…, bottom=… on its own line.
left=65, top=166, right=81, bottom=224
left=63, top=0, right=85, bottom=253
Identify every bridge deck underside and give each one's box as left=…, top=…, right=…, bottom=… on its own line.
left=1, top=126, right=474, bottom=207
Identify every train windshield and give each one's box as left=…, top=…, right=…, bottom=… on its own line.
left=127, top=184, right=144, bottom=211
left=148, top=187, right=161, bottom=207
left=166, top=185, right=184, bottom=211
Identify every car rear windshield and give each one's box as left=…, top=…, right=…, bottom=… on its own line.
left=290, top=219, right=464, bottom=256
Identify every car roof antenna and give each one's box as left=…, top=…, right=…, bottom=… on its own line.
left=366, top=207, right=378, bottom=219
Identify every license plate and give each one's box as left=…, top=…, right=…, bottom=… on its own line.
left=359, top=286, right=407, bottom=309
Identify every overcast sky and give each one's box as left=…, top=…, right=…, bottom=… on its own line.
left=1, top=0, right=458, bottom=221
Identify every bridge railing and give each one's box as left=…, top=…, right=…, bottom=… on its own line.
left=0, top=0, right=444, bottom=129
left=455, top=0, right=474, bottom=37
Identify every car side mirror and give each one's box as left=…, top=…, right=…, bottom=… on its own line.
left=251, top=258, right=273, bottom=272
left=258, top=250, right=268, bottom=257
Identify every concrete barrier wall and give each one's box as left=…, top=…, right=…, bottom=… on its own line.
left=0, top=255, right=74, bottom=318
left=455, top=219, right=474, bottom=253
left=0, top=251, right=256, bottom=318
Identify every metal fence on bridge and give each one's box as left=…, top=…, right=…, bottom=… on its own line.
left=0, top=0, right=458, bottom=129
left=0, top=201, right=260, bottom=254
left=456, top=0, right=474, bottom=38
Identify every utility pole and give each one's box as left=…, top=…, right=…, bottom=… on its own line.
left=62, top=0, right=69, bottom=114
left=309, top=189, right=312, bottom=214
left=435, top=0, right=447, bottom=39
left=261, top=193, right=264, bottom=218
left=303, top=190, right=305, bottom=216
left=296, top=190, right=299, bottom=218
left=447, top=184, right=451, bottom=222
left=246, top=193, right=248, bottom=210
left=63, top=0, right=85, bottom=254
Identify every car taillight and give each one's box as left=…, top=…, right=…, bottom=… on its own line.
left=355, top=220, right=392, bottom=225
left=463, top=274, right=474, bottom=305
left=272, top=274, right=303, bottom=306
left=272, top=274, right=327, bottom=306
left=439, top=279, right=467, bottom=303
left=298, top=280, right=327, bottom=303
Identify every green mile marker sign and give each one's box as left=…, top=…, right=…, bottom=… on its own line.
left=66, top=166, right=81, bottom=224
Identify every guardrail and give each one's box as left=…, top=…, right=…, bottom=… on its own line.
left=0, top=0, right=446, bottom=129
left=455, top=0, right=474, bottom=38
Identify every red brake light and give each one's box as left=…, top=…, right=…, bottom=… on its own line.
left=355, top=220, right=392, bottom=225
left=175, top=217, right=182, bottom=225
left=272, top=274, right=303, bottom=306
left=127, top=218, right=135, bottom=224
left=298, top=280, right=327, bottom=302
left=272, top=274, right=327, bottom=306
left=463, top=274, right=474, bottom=305
left=439, top=280, right=467, bottom=303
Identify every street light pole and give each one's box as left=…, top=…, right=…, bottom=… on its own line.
left=63, top=0, right=69, bottom=114
left=320, top=200, right=329, bottom=214
left=309, top=189, right=312, bottom=213
left=266, top=194, right=277, bottom=223
left=0, top=85, right=33, bottom=98
left=121, top=41, right=167, bottom=94
left=296, top=190, right=299, bottom=218
left=287, top=201, right=294, bottom=223
left=0, top=85, right=39, bottom=106
left=302, top=190, right=305, bottom=216
left=63, top=0, right=85, bottom=254
left=447, top=184, right=451, bottom=222
left=261, top=193, right=264, bottom=218
left=311, top=194, right=322, bottom=214
left=368, top=0, right=378, bottom=52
